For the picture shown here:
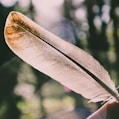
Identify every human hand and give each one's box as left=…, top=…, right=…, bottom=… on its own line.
left=87, top=101, right=119, bottom=119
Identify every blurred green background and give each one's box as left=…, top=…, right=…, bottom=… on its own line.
left=0, top=0, right=119, bottom=119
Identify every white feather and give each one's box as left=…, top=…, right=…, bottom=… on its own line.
left=4, top=11, right=119, bottom=102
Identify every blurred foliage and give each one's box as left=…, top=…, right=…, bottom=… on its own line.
left=1, top=0, right=119, bottom=119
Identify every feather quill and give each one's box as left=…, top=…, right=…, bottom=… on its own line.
left=4, top=11, right=119, bottom=102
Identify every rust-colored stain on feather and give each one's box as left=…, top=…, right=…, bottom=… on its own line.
left=10, top=12, right=37, bottom=35
left=4, top=12, right=30, bottom=50
left=4, top=11, right=45, bottom=51
left=5, top=25, right=23, bottom=34
left=5, top=24, right=25, bottom=50
left=5, top=12, right=45, bottom=50
left=4, top=12, right=40, bottom=51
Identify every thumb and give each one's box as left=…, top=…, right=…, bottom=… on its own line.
left=87, top=100, right=119, bottom=119
left=106, top=101, right=119, bottom=119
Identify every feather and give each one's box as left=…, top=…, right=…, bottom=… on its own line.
left=4, top=11, right=119, bottom=102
